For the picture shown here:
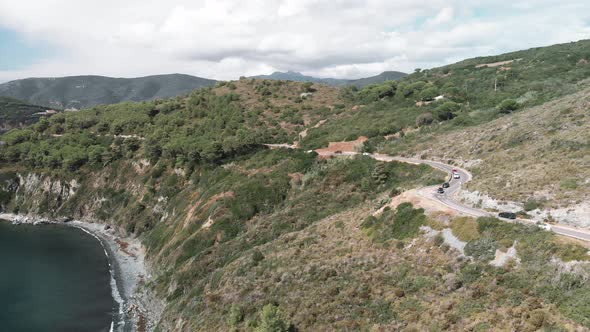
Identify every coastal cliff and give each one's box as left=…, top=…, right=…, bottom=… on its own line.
left=0, top=165, right=166, bottom=331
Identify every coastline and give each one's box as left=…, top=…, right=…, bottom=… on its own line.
left=0, top=213, right=163, bottom=332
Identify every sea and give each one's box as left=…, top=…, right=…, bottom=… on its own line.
left=0, top=221, right=115, bottom=332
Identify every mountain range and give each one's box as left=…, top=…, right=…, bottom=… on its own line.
left=0, top=74, right=217, bottom=110
left=249, top=70, right=407, bottom=87
left=0, top=71, right=407, bottom=111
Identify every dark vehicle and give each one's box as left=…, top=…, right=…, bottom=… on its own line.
left=436, top=188, right=444, bottom=194
left=498, top=212, right=517, bottom=219
left=442, top=182, right=450, bottom=188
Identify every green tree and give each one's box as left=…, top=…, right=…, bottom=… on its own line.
left=254, top=304, right=289, bottom=332
left=420, top=87, right=439, bottom=101
left=371, top=162, right=388, bottom=185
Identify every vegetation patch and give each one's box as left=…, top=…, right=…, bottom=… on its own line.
left=362, top=202, right=427, bottom=242
left=450, top=217, right=480, bottom=242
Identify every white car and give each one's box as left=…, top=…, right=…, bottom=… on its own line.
left=537, top=223, right=552, bottom=231
left=453, top=173, right=460, bottom=179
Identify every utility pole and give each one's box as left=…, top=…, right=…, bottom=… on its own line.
left=494, top=77, right=497, bottom=92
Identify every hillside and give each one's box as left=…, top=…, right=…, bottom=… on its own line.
left=1, top=41, right=590, bottom=331
left=302, top=40, right=590, bottom=150
left=0, top=74, right=216, bottom=109
left=289, top=40, right=590, bottom=228
left=383, top=82, right=590, bottom=225
left=348, top=71, right=408, bottom=87
left=250, top=70, right=407, bottom=87
left=0, top=97, right=55, bottom=133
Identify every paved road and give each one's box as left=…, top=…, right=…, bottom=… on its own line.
left=314, top=150, right=590, bottom=242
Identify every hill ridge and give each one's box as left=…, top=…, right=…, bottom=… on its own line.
left=0, top=73, right=217, bottom=109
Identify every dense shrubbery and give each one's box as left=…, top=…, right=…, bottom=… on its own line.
left=0, top=97, right=51, bottom=133
left=0, top=88, right=283, bottom=170
left=362, top=202, right=426, bottom=242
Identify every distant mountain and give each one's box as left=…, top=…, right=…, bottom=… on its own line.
left=0, top=97, right=54, bottom=133
left=0, top=74, right=217, bottom=109
left=347, top=71, right=407, bottom=87
left=250, top=71, right=350, bottom=86
left=250, top=70, right=407, bottom=87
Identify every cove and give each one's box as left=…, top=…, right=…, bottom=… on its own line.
left=0, top=221, right=114, bottom=332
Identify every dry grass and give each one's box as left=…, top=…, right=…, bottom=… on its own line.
left=177, top=203, right=585, bottom=331
left=450, top=217, right=480, bottom=242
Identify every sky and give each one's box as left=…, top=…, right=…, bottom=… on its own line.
left=0, top=0, right=590, bottom=82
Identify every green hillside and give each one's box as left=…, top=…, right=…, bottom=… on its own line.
left=301, top=40, right=590, bottom=149
left=0, top=74, right=217, bottom=109
left=1, top=40, right=590, bottom=331
left=0, top=97, right=53, bottom=133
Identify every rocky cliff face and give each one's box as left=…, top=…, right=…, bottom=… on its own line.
left=0, top=161, right=152, bottom=234
left=12, top=173, right=79, bottom=214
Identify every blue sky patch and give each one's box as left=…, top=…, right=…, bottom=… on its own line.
left=0, top=28, right=54, bottom=70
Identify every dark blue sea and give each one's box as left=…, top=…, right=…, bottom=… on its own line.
left=0, top=221, right=115, bottom=332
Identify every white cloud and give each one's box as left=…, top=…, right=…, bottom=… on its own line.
left=426, top=7, right=454, bottom=26
left=0, top=0, right=589, bottom=82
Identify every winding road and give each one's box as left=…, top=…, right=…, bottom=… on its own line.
left=313, top=150, right=590, bottom=243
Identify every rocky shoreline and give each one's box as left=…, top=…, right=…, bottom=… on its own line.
left=0, top=213, right=164, bottom=332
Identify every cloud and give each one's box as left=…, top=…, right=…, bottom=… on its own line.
left=426, top=7, right=454, bottom=26
left=0, top=0, right=589, bottom=82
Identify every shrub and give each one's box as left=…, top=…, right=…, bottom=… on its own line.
left=228, top=304, right=244, bottom=327
left=420, top=87, right=439, bottom=101
left=557, top=243, right=590, bottom=262
left=560, top=178, right=578, bottom=190
left=498, top=99, right=519, bottom=113
left=459, top=264, right=483, bottom=284
left=416, top=113, right=434, bottom=127
left=527, top=310, right=547, bottom=329
left=250, top=249, right=266, bottom=267
left=254, top=304, right=290, bottom=332
left=302, top=82, right=315, bottom=93
left=434, top=234, right=445, bottom=246
left=388, top=203, right=427, bottom=240
left=465, top=238, right=498, bottom=261
left=523, top=198, right=544, bottom=211
left=435, top=101, right=460, bottom=121
left=450, top=217, right=480, bottom=242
